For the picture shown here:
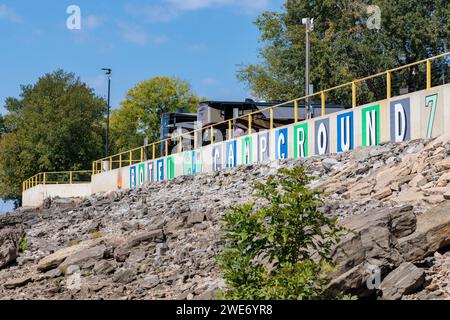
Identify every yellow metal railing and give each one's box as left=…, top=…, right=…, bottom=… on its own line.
left=92, top=51, right=449, bottom=174
left=23, top=52, right=450, bottom=187
left=23, top=170, right=92, bottom=192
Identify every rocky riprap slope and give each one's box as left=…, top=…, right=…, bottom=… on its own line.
left=1, top=136, right=450, bottom=300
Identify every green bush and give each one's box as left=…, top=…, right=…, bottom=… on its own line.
left=217, top=167, right=345, bottom=300
left=19, top=237, right=28, bottom=253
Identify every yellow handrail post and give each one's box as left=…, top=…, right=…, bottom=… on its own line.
left=119, top=154, right=122, bottom=168
left=321, top=91, right=326, bottom=117
left=178, top=136, right=183, bottom=153
left=248, top=114, right=252, bottom=134
left=129, top=150, right=133, bottom=165
left=92, top=162, right=95, bottom=175
left=352, top=81, right=357, bottom=108
left=165, top=140, right=169, bottom=157
left=270, top=108, right=274, bottom=129
left=152, top=143, right=156, bottom=160
left=109, top=157, right=112, bottom=171
left=140, top=147, right=144, bottom=162
left=386, top=71, right=392, bottom=99
left=426, top=59, right=432, bottom=89
left=43, top=173, right=46, bottom=185
left=294, top=100, right=299, bottom=123
left=210, top=126, right=214, bottom=145
left=69, top=171, right=73, bottom=184
left=228, top=120, right=232, bottom=140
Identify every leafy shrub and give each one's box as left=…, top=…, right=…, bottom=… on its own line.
left=89, top=231, right=103, bottom=239
left=19, top=237, right=28, bottom=253
left=217, top=167, right=345, bottom=300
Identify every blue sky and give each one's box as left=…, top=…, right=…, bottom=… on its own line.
left=0, top=0, right=284, bottom=212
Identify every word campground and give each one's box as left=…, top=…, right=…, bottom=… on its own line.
left=123, top=84, right=449, bottom=191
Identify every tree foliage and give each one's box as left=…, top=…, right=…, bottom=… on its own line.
left=217, top=167, right=345, bottom=300
left=0, top=70, right=105, bottom=204
left=110, top=76, right=200, bottom=153
left=238, top=0, right=449, bottom=103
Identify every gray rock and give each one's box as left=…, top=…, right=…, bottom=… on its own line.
left=186, top=212, right=205, bottom=226
left=4, top=276, right=32, bottom=289
left=59, top=245, right=106, bottom=269
left=127, top=230, right=165, bottom=247
left=93, top=260, right=116, bottom=275
left=381, top=262, right=425, bottom=300
left=113, top=268, right=136, bottom=284
left=322, top=158, right=339, bottom=172
left=141, top=274, right=160, bottom=289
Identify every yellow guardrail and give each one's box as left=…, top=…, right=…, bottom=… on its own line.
left=23, top=51, right=450, bottom=188
left=92, top=51, right=450, bottom=174
left=22, top=170, right=92, bottom=192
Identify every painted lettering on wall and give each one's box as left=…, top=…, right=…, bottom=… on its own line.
left=130, top=166, right=137, bottom=189
left=362, top=105, right=380, bottom=147
left=294, top=123, right=308, bottom=158
left=337, top=112, right=354, bottom=152
left=157, top=159, right=164, bottom=181
left=183, top=151, right=192, bottom=175
left=275, top=128, right=288, bottom=159
left=212, top=146, right=222, bottom=171
left=166, top=156, right=175, bottom=180
left=315, top=119, right=329, bottom=155
left=192, top=149, right=202, bottom=174
left=138, top=163, right=145, bottom=186
left=147, top=161, right=155, bottom=183
left=258, top=132, right=270, bottom=162
left=426, top=94, right=438, bottom=139
left=390, top=98, right=411, bottom=143
left=241, top=136, right=253, bottom=165
left=226, top=141, right=237, bottom=168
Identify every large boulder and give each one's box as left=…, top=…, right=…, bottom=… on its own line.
left=398, top=203, right=450, bottom=261
left=380, top=262, right=425, bottom=300
left=329, top=205, right=416, bottom=296
left=0, top=227, right=25, bottom=270
left=59, top=245, right=107, bottom=269
left=37, top=239, right=103, bottom=272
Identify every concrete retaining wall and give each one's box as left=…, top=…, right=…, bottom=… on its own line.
left=22, top=183, right=92, bottom=207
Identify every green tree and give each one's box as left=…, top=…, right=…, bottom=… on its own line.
left=238, top=0, right=449, bottom=104
left=110, top=76, right=200, bottom=153
left=0, top=70, right=105, bottom=204
left=217, top=167, right=345, bottom=300
left=0, top=115, right=5, bottom=136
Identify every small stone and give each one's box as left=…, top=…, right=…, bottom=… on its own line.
left=4, top=276, right=32, bottom=289
left=113, top=268, right=136, bottom=284
left=186, top=212, right=206, bottom=226
left=141, top=274, right=160, bottom=289
left=65, top=265, right=80, bottom=276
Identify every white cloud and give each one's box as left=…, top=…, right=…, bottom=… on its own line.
left=118, top=23, right=168, bottom=46
left=0, top=4, right=22, bottom=23
left=188, top=43, right=208, bottom=53
left=125, top=0, right=269, bottom=22
left=202, top=77, right=217, bottom=86
left=84, top=15, right=102, bottom=30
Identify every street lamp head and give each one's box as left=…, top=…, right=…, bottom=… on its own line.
left=302, top=18, right=314, bottom=31
left=102, top=68, right=112, bottom=76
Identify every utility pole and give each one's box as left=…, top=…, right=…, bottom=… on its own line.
left=302, top=18, right=314, bottom=119
left=102, top=68, right=112, bottom=157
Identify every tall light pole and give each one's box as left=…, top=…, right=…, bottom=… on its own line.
left=102, top=68, right=112, bottom=157
left=302, top=18, right=314, bottom=119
